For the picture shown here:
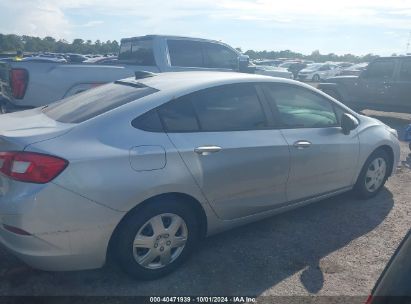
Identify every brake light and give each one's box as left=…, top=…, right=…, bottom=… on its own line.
left=0, top=152, right=68, bottom=183
left=365, top=295, right=373, bottom=304
left=9, top=69, right=28, bottom=99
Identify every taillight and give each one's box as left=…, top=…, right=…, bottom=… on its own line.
left=365, top=295, right=373, bottom=304
left=0, top=152, right=68, bottom=184
left=9, top=68, right=28, bottom=99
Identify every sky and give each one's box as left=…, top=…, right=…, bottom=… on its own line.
left=0, top=0, right=410, bottom=56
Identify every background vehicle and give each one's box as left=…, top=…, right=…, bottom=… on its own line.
left=298, top=63, right=340, bottom=81
left=0, top=35, right=251, bottom=113
left=254, top=64, right=293, bottom=79
left=279, top=61, right=308, bottom=79
left=84, top=56, right=118, bottom=64
left=366, top=230, right=411, bottom=303
left=0, top=71, right=400, bottom=280
left=337, top=62, right=369, bottom=76
left=318, top=56, right=411, bottom=112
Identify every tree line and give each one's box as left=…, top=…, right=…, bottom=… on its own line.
left=242, top=49, right=380, bottom=63
left=1, top=33, right=380, bottom=62
left=0, top=34, right=120, bottom=54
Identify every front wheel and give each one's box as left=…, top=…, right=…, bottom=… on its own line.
left=354, top=150, right=391, bottom=199
left=113, top=200, right=199, bottom=280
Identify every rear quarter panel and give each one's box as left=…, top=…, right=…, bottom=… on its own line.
left=24, top=96, right=210, bottom=213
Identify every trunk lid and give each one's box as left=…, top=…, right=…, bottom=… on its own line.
left=0, top=108, right=74, bottom=151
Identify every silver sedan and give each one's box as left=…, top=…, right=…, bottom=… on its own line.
left=0, top=71, right=400, bottom=280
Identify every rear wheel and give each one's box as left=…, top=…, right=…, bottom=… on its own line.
left=113, top=200, right=199, bottom=280
left=354, top=150, right=391, bottom=199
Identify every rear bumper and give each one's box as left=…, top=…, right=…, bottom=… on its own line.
left=0, top=221, right=116, bottom=271
left=0, top=182, right=125, bottom=271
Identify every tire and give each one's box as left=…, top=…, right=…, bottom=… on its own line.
left=113, top=199, right=199, bottom=280
left=312, top=74, right=320, bottom=82
left=354, top=149, right=391, bottom=199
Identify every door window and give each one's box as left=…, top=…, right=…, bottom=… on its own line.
left=157, top=97, right=200, bottom=132
left=365, top=60, right=395, bottom=80
left=191, top=84, right=267, bottom=131
left=167, top=40, right=204, bottom=67
left=263, top=84, right=338, bottom=128
left=156, top=83, right=268, bottom=132
left=202, top=42, right=238, bottom=69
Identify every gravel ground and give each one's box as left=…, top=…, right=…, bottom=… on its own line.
left=0, top=110, right=410, bottom=299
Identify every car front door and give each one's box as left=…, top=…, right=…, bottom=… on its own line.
left=158, top=83, right=290, bottom=220
left=261, top=83, right=360, bottom=202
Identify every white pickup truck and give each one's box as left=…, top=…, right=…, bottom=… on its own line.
left=0, top=35, right=253, bottom=113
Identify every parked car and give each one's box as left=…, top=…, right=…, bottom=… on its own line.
left=366, top=230, right=411, bottom=303
left=0, top=71, right=400, bottom=280
left=318, top=56, right=411, bottom=113
left=64, top=53, right=88, bottom=63
left=279, top=61, right=308, bottom=79
left=0, top=35, right=252, bottom=113
left=84, top=56, right=118, bottom=64
left=21, top=56, right=67, bottom=63
left=254, top=65, right=293, bottom=79
left=253, top=59, right=284, bottom=66
left=298, top=63, right=341, bottom=82
left=337, top=62, right=369, bottom=76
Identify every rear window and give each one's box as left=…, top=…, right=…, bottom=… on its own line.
left=43, top=82, right=158, bottom=123
left=119, top=38, right=156, bottom=66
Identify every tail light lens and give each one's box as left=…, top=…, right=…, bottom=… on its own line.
left=9, top=69, right=28, bottom=99
left=0, top=152, right=68, bottom=183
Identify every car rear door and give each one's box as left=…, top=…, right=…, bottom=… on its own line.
left=159, top=83, right=290, bottom=220
left=261, top=83, right=360, bottom=202
left=357, top=59, right=396, bottom=106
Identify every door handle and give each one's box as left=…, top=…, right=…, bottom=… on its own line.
left=293, top=140, right=311, bottom=149
left=194, top=145, right=222, bottom=155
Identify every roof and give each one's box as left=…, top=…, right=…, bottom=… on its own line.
left=122, top=71, right=296, bottom=93
left=120, top=35, right=225, bottom=45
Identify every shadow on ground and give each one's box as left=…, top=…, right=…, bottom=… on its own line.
left=0, top=188, right=394, bottom=296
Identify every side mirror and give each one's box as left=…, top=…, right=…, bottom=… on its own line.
left=341, top=113, right=359, bottom=135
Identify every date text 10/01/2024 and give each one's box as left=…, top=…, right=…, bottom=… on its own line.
left=149, top=297, right=257, bottom=303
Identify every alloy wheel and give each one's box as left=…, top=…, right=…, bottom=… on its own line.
left=132, top=213, right=188, bottom=269
left=365, top=157, right=387, bottom=193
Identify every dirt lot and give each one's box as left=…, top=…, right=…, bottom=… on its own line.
left=0, top=110, right=410, bottom=299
